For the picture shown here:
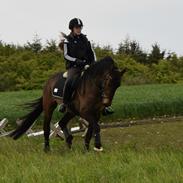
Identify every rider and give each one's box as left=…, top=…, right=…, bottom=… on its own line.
left=59, top=18, right=114, bottom=115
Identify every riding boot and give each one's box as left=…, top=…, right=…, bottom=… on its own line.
left=63, top=80, right=73, bottom=104
left=59, top=79, right=73, bottom=113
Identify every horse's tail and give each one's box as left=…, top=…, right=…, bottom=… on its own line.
left=10, top=97, right=43, bottom=140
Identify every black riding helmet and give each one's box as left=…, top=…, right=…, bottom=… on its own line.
left=69, top=18, right=83, bottom=30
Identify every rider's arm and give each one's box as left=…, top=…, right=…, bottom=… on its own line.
left=63, top=42, right=77, bottom=62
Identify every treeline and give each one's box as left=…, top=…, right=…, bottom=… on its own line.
left=0, top=35, right=183, bottom=91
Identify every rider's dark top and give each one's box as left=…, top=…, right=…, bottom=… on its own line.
left=63, top=33, right=96, bottom=69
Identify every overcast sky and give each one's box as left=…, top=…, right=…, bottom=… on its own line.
left=0, top=0, right=182, bottom=55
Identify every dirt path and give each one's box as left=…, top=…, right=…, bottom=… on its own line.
left=100, top=116, right=183, bottom=129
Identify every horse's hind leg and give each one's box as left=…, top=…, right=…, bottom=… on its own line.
left=58, top=112, right=75, bottom=149
left=43, top=100, right=57, bottom=152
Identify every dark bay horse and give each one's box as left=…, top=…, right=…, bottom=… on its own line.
left=10, top=56, right=126, bottom=152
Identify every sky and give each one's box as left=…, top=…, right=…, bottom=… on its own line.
left=0, top=0, right=182, bottom=55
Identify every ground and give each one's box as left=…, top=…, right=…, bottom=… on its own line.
left=1, top=119, right=183, bottom=183
left=1, top=84, right=183, bottom=182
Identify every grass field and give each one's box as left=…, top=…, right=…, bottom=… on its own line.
left=0, top=84, right=183, bottom=127
left=1, top=84, right=183, bottom=182
left=1, top=120, right=183, bottom=183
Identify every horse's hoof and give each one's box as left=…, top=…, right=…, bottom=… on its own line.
left=67, top=143, right=72, bottom=149
left=44, top=146, right=50, bottom=153
left=84, top=144, right=90, bottom=151
left=66, top=135, right=73, bottom=149
left=66, top=135, right=73, bottom=144
left=94, top=146, right=104, bottom=152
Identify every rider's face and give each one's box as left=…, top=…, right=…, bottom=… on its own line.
left=73, top=26, right=82, bottom=35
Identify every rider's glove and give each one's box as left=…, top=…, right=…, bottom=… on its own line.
left=76, top=59, right=86, bottom=67
left=84, top=64, right=90, bottom=70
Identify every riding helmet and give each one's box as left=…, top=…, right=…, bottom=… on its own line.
left=69, top=18, right=83, bottom=30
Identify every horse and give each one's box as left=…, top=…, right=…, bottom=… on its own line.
left=10, top=56, right=126, bottom=152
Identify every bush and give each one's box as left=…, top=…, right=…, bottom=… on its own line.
left=150, top=60, right=179, bottom=83
left=0, top=38, right=183, bottom=91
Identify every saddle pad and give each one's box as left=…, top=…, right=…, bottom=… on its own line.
left=52, top=73, right=66, bottom=99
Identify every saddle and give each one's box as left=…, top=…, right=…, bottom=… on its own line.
left=52, top=72, right=80, bottom=99
left=52, top=65, right=90, bottom=99
left=52, top=72, right=67, bottom=99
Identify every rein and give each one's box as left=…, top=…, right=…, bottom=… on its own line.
left=80, top=62, right=114, bottom=102
left=96, top=73, right=112, bottom=101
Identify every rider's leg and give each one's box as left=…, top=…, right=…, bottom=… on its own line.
left=59, top=68, right=80, bottom=113
left=63, top=78, right=73, bottom=105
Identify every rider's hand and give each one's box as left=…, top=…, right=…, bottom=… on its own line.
left=84, top=64, right=90, bottom=70
left=76, top=59, right=86, bottom=67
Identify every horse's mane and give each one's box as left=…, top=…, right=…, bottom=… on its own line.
left=81, top=56, right=115, bottom=82
left=78, top=56, right=116, bottom=95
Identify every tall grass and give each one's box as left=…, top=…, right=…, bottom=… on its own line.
left=111, top=83, right=183, bottom=120
left=0, top=84, right=183, bottom=126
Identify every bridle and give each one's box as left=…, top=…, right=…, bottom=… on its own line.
left=100, top=73, right=113, bottom=101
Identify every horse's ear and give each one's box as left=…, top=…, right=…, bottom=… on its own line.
left=120, top=68, right=127, bottom=76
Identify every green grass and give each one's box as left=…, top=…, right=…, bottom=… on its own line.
left=111, top=83, right=183, bottom=120
left=1, top=121, right=183, bottom=183
left=1, top=84, right=183, bottom=182
left=0, top=84, right=183, bottom=127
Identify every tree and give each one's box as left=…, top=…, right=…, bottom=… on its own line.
left=117, top=37, right=147, bottom=64
left=148, top=43, right=165, bottom=65
left=25, top=34, right=42, bottom=53
left=44, top=39, right=57, bottom=53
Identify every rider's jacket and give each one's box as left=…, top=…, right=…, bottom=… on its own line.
left=63, top=33, right=96, bottom=69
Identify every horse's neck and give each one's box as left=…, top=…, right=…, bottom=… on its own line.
left=95, top=75, right=104, bottom=87
left=82, top=73, right=105, bottom=95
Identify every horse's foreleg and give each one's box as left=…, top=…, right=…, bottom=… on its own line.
left=82, top=113, right=101, bottom=151
left=58, top=112, right=75, bottom=148
left=93, top=122, right=103, bottom=152
left=84, top=122, right=93, bottom=150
